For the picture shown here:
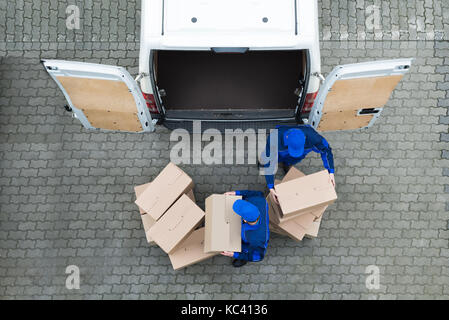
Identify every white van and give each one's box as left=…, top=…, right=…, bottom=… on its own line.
left=43, top=0, right=413, bottom=133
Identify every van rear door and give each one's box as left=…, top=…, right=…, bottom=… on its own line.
left=309, top=59, right=413, bottom=132
left=43, top=60, right=155, bottom=133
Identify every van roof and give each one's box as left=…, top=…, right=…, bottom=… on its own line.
left=163, top=0, right=297, bottom=36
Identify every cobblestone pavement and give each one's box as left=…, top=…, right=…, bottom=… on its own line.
left=0, top=1, right=448, bottom=299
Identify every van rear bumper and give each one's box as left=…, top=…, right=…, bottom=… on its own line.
left=162, top=118, right=299, bottom=133
left=164, top=109, right=296, bottom=121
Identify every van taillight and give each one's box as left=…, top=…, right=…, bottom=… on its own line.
left=143, top=93, right=159, bottom=113
left=302, top=92, right=318, bottom=113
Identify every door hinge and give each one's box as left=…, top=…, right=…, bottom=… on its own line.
left=135, top=73, right=149, bottom=83
left=312, top=72, right=325, bottom=83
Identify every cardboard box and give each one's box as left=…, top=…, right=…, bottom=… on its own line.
left=148, top=194, right=205, bottom=254
left=168, top=227, right=219, bottom=270
left=135, top=182, right=195, bottom=245
left=134, top=182, right=195, bottom=245
left=135, top=163, right=194, bottom=221
left=135, top=182, right=196, bottom=215
left=269, top=167, right=305, bottom=223
left=204, top=194, right=242, bottom=253
left=275, top=170, right=337, bottom=218
left=305, top=216, right=322, bottom=239
left=268, top=168, right=326, bottom=224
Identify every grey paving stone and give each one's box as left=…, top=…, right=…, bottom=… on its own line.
left=0, top=0, right=449, bottom=301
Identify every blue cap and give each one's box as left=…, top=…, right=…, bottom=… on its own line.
left=284, top=129, right=305, bottom=158
left=232, top=200, right=260, bottom=222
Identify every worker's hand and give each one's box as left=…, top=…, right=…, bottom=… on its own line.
left=221, top=251, right=234, bottom=257
left=224, top=191, right=236, bottom=196
left=329, top=173, right=336, bottom=188
left=270, top=188, right=279, bottom=204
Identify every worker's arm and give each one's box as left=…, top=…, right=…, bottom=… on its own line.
left=233, top=243, right=266, bottom=262
left=315, top=137, right=335, bottom=174
left=235, top=190, right=264, bottom=199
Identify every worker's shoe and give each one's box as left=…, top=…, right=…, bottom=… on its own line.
left=232, top=259, right=247, bottom=268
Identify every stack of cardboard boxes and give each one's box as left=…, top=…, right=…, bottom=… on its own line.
left=134, top=163, right=337, bottom=270
left=267, top=167, right=337, bottom=241
left=134, top=163, right=243, bottom=270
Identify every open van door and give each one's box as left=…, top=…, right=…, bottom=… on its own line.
left=309, top=59, right=413, bottom=132
left=43, top=60, right=155, bottom=133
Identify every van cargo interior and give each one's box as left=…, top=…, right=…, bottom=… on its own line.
left=154, top=50, right=306, bottom=119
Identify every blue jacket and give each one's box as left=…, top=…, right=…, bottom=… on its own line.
left=263, top=125, right=335, bottom=189
left=233, top=190, right=270, bottom=262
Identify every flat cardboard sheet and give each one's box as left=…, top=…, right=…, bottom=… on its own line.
left=148, top=194, right=205, bottom=254
left=275, top=170, right=337, bottom=218
left=204, top=194, right=242, bottom=253
left=135, top=163, right=194, bottom=221
left=168, top=228, right=219, bottom=270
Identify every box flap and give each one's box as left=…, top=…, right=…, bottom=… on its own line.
left=168, top=228, right=219, bottom=270
left=135, top=163, right=194, bottom=221
left=134, top=182, right=152, bottom=214
left=148, top=194, right=205, bottom=254
left=204, top=194, right=242, bottom=253
left=282, top=167, right=306, bottom=183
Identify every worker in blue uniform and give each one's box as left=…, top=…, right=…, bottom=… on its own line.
left=261, top=125, right=335, bottom=203
left=221, top=190, right=270, bottom=268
